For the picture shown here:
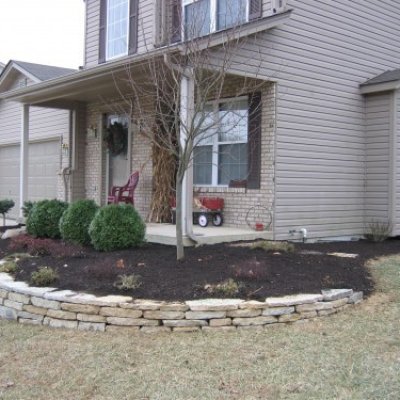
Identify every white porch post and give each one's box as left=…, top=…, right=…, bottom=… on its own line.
left=19, top=104, right=29, bottom=219
left=180, top=73, right=195, bottom=237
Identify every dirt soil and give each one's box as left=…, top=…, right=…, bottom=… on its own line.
left=1, top=236, right=400, bottom=301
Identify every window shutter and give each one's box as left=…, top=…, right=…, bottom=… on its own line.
left=129, top=0, right=139, bottom=54
left=99, top=0, right=107, bottom=63
left=249, top=0, right=262, bottom=21
left=247, top=92, right=262, bottom=189
left=171, top=0, right=182, bottom=43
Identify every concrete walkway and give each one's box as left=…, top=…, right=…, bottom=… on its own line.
left=146, top=223, right=273, bottom=246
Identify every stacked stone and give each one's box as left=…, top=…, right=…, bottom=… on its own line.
left=0, top=272, right=364, bottom=333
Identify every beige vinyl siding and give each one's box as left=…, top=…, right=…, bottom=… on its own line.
left=0, top=101, right=69, bottom=145
left=365, top=92, right=391, bottom=227
left=395, top=89, right=400, bottom=235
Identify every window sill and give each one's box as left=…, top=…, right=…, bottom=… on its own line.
left=194, top=186, right=246, bottom=194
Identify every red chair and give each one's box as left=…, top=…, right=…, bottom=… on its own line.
left=107, top=171, right=139, bottom=205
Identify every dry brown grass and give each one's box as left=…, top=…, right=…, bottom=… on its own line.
left=0, top=256, right=399, bottom=399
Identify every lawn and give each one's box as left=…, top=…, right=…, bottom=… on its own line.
left=0, top=255, right=399, bottom=399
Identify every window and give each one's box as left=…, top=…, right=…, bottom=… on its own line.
left=99, top=0, right=139, bottom=63
left=106, top=0, right=129, bottom=59
left=193, top=98, right=249, bottom=186
left=183, top=0, right=254, bottom=39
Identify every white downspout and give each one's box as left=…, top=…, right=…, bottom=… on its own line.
left=19, top=104, right=29, bottom=220
left=389, top=90, right=398, bottom=234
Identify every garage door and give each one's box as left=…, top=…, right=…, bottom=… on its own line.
left=0, top=140, right=60, bottom=219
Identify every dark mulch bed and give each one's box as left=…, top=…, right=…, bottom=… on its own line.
left=2, top=236, right=400, bottom=301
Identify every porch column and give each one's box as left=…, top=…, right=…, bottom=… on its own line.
left=180, top=73, right=195, bottom=237
left=19, top=104, right=29, bottom=219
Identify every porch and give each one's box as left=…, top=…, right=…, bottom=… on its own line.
left=145, top=223, right=272, bottom=246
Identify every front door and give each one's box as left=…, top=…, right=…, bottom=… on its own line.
left=106, top=115, right=130, bottom=191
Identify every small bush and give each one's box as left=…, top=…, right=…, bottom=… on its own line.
left=89, top=204, right=145, bottom=251
left=22, top=201, right=36, bottom=219
left=364, top=221, right=391, bottom=242
left=8, top=235, right=83, bottom=257
left=232, top=259, right=268, bottom=281
left=251, top=240, right=295, bottom=253
left=0, top=199, right=15, bottom=225
left=0, top=260, right=18, bottom=274
left=60, top=200, right=99, bottom=245
left=113, top=274, right=142, bottom=290
left=205, top=278, right=241, bottom=297
left=26, top=199, right=68, bottom=239
left=31, top=267, right=59, bottom=286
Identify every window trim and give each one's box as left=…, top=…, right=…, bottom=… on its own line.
left=105, top=0, right=130, bottom=61
left=194, top=95, right=249, bottom=187
left=182, top=0, right=250, bottom=40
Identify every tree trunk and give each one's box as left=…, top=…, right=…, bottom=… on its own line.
left=175, top=175, right=185, bottom=260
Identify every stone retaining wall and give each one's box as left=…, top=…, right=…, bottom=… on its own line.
left=0, top=272, right=364, bottom=333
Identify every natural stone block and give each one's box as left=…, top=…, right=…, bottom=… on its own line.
left=61, top=303, right=100, bottom=314
left=47, top=309, right=77, bottom=320
left=94, top=295, right=133, bottom=306
left=266, top=294, right=323, bottom=307
left=186, top=299, right=244, bottom=311
left=144, top=311, right=185, bottom=320
left=330, top=298, right=349, bottom=308
left=299, top=311, right=318, bottom=319
left=8, top=292, right=30, bottom=305
left=348, top=291, right=363, bottom=304
left=163, top=319, right=208, bottom=327
left=318, top=309, right=337, bottom=317
left=43, top=290, right=77, bottom=302
left=186, top=311, right=226, bottom=320
left=3, top=299, right=23, bottom=311
left=227, top=309, right=261, bottom=318
left=237, top=325, right=265, bottom=331
left=106, top=317, right=158, bottom=326
left=0, top=298, right=3, bottom=305
left=159, top=303, right=189, bottom=312
left=322, top=289, right=353, bottom=301
left=14, top=286, right=56, bottom=297
left=173, top=326, right=201, bottom=333
left=78, top=322, right=106, bottom=332
left=77, top=314, right=106, bottom=323
left=140, top=326, right=172, bottom=333
left=23, top=305, right=48, bottom=316
left=19, top=318, right=42, bottom=326
left=296, top=302, right=334, bottom=313
left=100, top=307, right=142, bottom=318
left=239, top=300, right=268, bottom=309
left=202, top=326, right=236, bottom=332
left=0, top=305, right=17, bottom=320
left=278, top=313, right=301, bottom=323
left=0, top=272, right=14, bottom=282
left=232, top=316, right=277, bottom=326
left=121, top=300, right=164, bottom=310
left=17, top=311, right=44, bottom=321
left=31, top=297, right=60, bottom=310
left=0, top=289, right=8, bottom=299
left=105, top=325, right=140, bottom=333
left=262, top=306, right=295, bottom=316
left=209, top=318, right=232, bottom=327
left=44, top=317, right=78, bottom=330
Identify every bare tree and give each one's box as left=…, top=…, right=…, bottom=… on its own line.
left=110, top=4, right=264, bottom=260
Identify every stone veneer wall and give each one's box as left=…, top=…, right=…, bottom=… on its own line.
left=0, top=272, right=363, bottom=333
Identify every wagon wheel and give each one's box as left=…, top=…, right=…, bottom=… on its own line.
left=198, top=213, right=209, bottom=227
left=245, top=205, right=273, bottom=231
left=212, top=213, right=223, bottom=226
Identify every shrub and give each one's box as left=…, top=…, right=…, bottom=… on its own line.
left=204, top=278, right=241, bottom=297
left=89, top=204, right=145, bottom=251
left=31, top=267, right=59, bottom=286
left=26, top=199, right=68, bottom=239
left=364, top=221, right=391, bottom=242
left=0, top=260, right=18, bottom=274
left=0, top=199, right=15, bottom=225
left=22, top=201, right=36, bottom=218
left=232, top=259, right=268, bottom=281
left=60, top=200, right=99, bottom=245
left=251, top=240, right=295, bottom=253
left=113, top=274, right=142, bottom=290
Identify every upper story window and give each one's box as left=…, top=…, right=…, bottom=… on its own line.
left=99, top=0, right=139, bottom=63
left=183, top=0, right=256, bottom=39
left=106, top=0, right=129, bottom=59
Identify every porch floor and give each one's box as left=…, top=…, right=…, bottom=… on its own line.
left=145, top=223, right=273, bottom=246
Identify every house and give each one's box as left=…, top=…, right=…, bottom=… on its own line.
left=0, top=0, right=399, bottom=242
left=0, top=61, right=75, bottom=217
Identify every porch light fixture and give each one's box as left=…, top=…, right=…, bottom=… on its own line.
left=87, top=125, right=98, bottom=138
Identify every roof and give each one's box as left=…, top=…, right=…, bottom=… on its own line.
left=12, top=60, right=76, bottom=81
left=0, top=62, right=4, bottom=74
left=361, top=69, right=400, bottom=86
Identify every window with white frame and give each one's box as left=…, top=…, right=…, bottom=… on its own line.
left=106, top=0, right=129, bottom=60
left=183, top=0, right=248, bottom=39
left=193, top=97, right=249, bottom=186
